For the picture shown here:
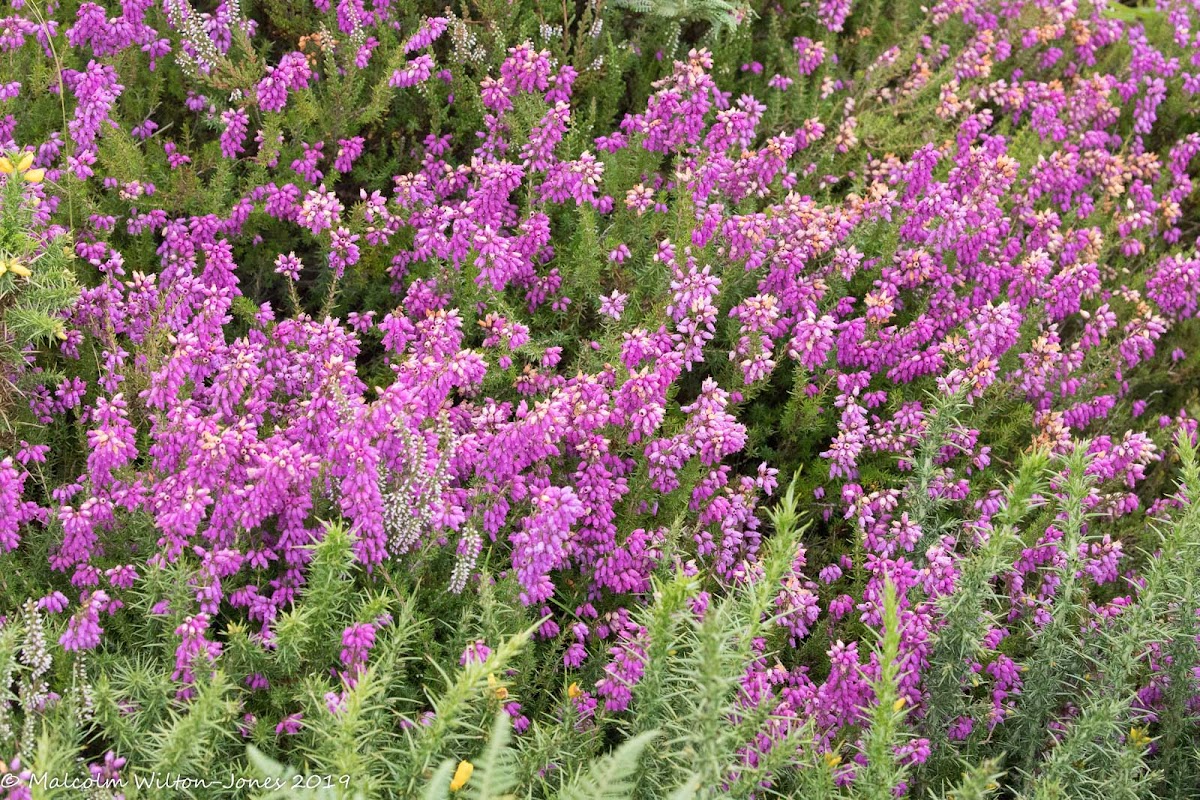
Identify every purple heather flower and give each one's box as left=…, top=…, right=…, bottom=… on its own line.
left=598, top=290, right=628, bottom=320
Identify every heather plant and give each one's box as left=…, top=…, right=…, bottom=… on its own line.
left=1, top=0, right=1200, bottom=795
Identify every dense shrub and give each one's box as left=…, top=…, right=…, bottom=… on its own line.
left=0, top=0, right=1199, bottom=796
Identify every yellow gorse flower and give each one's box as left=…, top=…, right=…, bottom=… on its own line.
left=0, top=152, right=44, bottom=183
left=1128, top=727, right=1152, bottom=748
left=893, top=697, right=907, bottom=712
left=567, top=682, right=582, bottom=699
left=450, top=760, right=474, bottom=792
left=0, top=256, right=30, bottom=278
left=824, top=752, right=842, bottom=768
left=487, top=673, right=508, bottom=700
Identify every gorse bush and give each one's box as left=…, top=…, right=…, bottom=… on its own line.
left=0, top=0, right=1199, bottom=795
left=0, top=157, right=78, bottom=430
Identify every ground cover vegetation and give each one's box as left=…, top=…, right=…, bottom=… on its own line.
left=1, top=0, right=1200, bottom=795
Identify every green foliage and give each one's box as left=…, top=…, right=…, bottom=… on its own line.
left=856, top=580, right=913, bottom=798
left=0, top=160, right=79, bottom=442
left=608, top=0, right=746, bottom=36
